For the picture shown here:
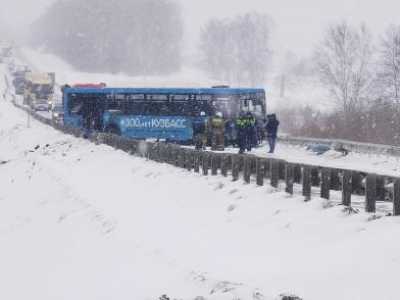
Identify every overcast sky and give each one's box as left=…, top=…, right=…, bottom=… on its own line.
left=2, top=0, right=400, bottom=56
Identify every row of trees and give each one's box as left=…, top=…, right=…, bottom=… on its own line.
left=31, top=0, right=183, bottom=75
left=31, top=1, right=272, bottom=83
left=279, top=22, right=400, bottom=146
left=199, top=13, right=272, bottom=87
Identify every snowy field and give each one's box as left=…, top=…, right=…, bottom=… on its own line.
left=2, top=62, right=400, bottom=300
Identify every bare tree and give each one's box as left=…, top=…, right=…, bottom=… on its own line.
left=31, top=0, right=184, bottom=76
left=199, top=13, right=272, bottom=87
left=315, top=22, right=374, bottom=136
left=378, top=24, right=400, bottom=101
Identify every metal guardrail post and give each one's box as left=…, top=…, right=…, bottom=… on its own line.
left=285, top=163, right=294, bottom=195
left=393, top=179, right=400, bottom=216
left=202, top=152, right=209, bottom=176
left=342, top=170, right=352, bottom=206
left=256, top=158, right=265, bottom=186
left=321, top=168, right=331, bottom=200
left=270, top=159, right=280, bottom=188
left=302, top=166, right=311, bottom=201
left=366, top=174, right=377, bottom=213
left=231, top=155, right=240, bottom=182
left=243, top=156, right=252, bottom=184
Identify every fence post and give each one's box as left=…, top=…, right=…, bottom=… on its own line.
left=171, top=146, right=179, bottom=167
left=243, top=156, right=252, bottom=184
left=279, top=160, right=286, bottom=180
left=264, top=159, right=271, bottom=179
left=352, top=171, right=363, bottom=195
left=270, top=159, right=280, bottom=188
left=330, top=169, right=341, bottom=190
left=149, top=143, right=157, bottom=161
left=211, top=153, right=219, bottom=176
left=285, top=163, right=294, bottom=195
left=302, top=166, right=311, bottom=201
left=221, top=155, right=230, bottom=177
left=152, top=143, right=160, bottom=162
left=366, top=174, right=377, bottom=213
left=256, top=158, right=265, bottom=186
left=293, top=164, right=302, bottom=184
left=311, top=168, right=320, bottom=187
left=320, top=168, right=331, bottom=200
left=194, top=151, right=200, bottom=173
left=157, top=143, right=164, bottom=163
left=186, top=150, right=193, bottom=171
left=376, top=176, right=386, bottom=202
left=232, top=155, right=240, bottom=181
left=202, top=152, right=209, bottom=176
left=393, top=178, right=400, bottom=216
left=342, top=170, right=352, bottom=206
left=167, top=144, right=175, bottom=165
left=178, top=148, right=185, bottom=168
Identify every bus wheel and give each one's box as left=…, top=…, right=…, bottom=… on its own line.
left=105, top=126, right=121, bottom=136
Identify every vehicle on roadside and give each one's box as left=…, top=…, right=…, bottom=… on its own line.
left=61, top=86, right=266, bottom=143
left=12, top=66, right=30, bottom=95
left=51, top=104, right=64, bottom=125
left=24, top=72, right=55, bottom=111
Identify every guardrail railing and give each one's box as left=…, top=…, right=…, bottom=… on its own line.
left=10, top=98, right=400, bottom=217
left=280, top=135, right=400, bottom=157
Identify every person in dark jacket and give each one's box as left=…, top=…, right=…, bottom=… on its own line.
left=245, top=112, right=256, bottom=151
left=265, top=114, right=280, bottom=153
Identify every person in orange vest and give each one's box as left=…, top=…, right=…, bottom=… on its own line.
left=209, top=111, right=225, bottom=151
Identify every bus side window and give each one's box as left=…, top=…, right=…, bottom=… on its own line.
left=70, top=96, right=83, bottom=114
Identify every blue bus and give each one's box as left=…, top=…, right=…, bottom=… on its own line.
left=62, top=87, right=266, bottom=142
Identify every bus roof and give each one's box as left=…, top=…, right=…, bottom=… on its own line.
left=63, top=87, right=265, bottom=95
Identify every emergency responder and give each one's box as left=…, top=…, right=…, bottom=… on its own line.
left=245, top=112, right=256, bottom=151
left=193, top=111, right=208, bottom=150
left=209, top=111, right=225, bottom=151
left=236, top=112, right=248, bottom=154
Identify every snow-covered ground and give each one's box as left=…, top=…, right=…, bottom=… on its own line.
left=3, top=61, right=400, bottom=300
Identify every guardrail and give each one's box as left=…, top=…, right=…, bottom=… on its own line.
left=280, top=135, right=400, bottom=157
left=9, top=98, right=400, bottom=217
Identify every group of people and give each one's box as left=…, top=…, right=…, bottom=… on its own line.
left=193, top=111, right=280, bottom=154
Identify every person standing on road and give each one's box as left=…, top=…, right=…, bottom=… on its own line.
left=193, top=111, right=208, bottom=150
left=265, top=113, right=280, bottom=153
left=236, top=112, right=248, bottom=154
left=246, top=112, right=256, bottom=152
left=209, top=111, right=225, bottom=151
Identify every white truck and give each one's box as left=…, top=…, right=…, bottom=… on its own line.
left=23, top=72, right=55, bottom=111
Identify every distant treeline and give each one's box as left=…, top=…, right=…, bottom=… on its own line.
left=31, top=0, right=184, bottom=75
left=278, top=22, right=400, bottom=146
left=31, top=0, right=273, bottom=84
